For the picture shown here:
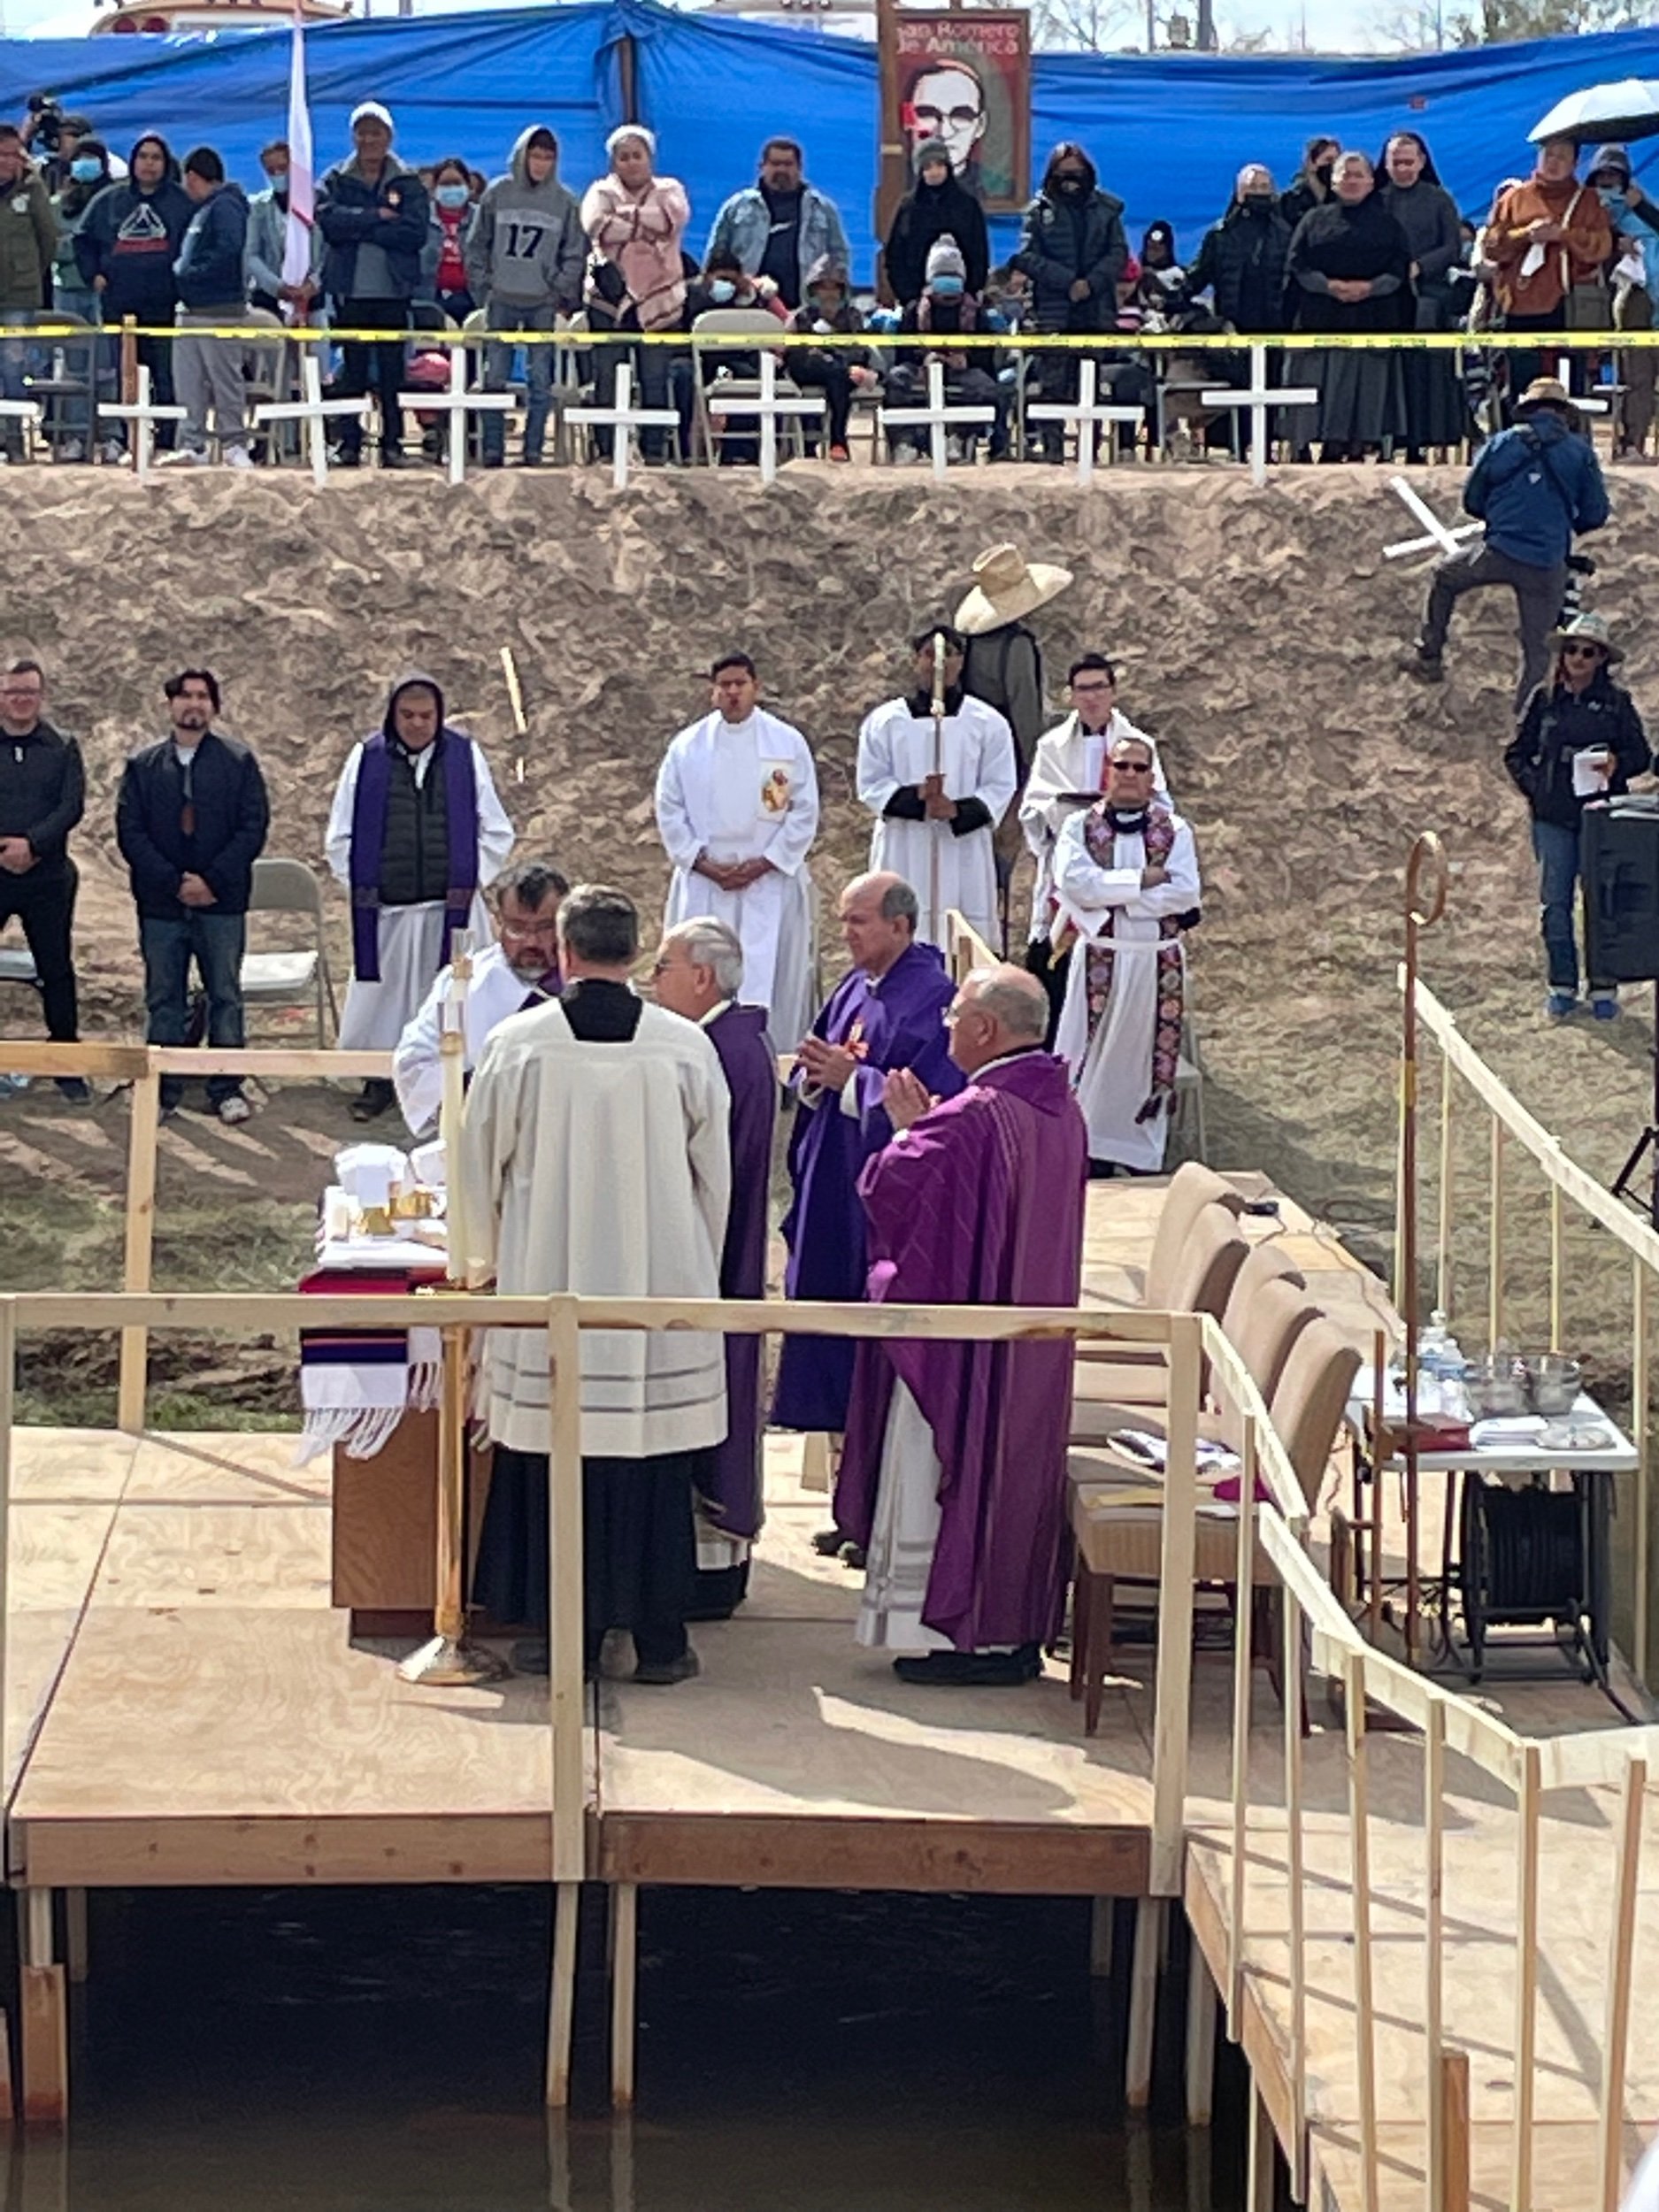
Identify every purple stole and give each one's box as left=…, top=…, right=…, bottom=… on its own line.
left=518, top=967, right=561, bottom=1012
left=349, top=730, right=480, bottom=983
left=1082, top=802, right=1184, bottom=1125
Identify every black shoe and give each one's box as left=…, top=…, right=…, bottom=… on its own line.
left=481, top=452, right=504, bottom=471
left=380, top=446, right=412, bottom=470
left=510, top=1637, right=549, bottom=1676
left=349, top=1079, right=395, bottom=1123
left=1401, top=649, right=1444, bottom=686
left=331, top=445, right=361, bottom=470
left=892, top=1644, right=1041, bottom=1687
left=54, top=1076, right=91, bottom=1104
left=838, top=1541, right=867, bottom=1570
left=812, top=1525, right=848, bottom=1557
left=634, top=1647, right=700, bottom=1686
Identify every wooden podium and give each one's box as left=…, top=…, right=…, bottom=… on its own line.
left=330, top=1413, right=513, bottom=1637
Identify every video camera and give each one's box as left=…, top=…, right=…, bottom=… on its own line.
left=25, top=95, right=65, bottom=156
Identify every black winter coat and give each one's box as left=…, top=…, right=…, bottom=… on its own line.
left=116, top=731, right=270, bottom=918
left=1504, top=672, right=1651, bottom=831
left=316, top=157, right=429, bottom=304
left=884, top=176, right=989, bottom=305
left=1014, top=187, right=1128, bottom=334
left=0, top=719, right=83, bottom=879
left=1184, top=203, right=1294, bottom=334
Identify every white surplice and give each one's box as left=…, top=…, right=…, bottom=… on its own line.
left=325, top=737, right=515, bottom=1049
left=392, top=941, right=549, bottom=1137
left=656, top=707, right=818, bottom=1051
left=460, top=997, right=731, bottom=1459
left=1052, top=804, right=1200, bottom=1173
left=856, top=1381, right=950, bottom=1652
left=1018, top=710, right=1167, bottom=942
left=856, top=694, right=1018, bottom=951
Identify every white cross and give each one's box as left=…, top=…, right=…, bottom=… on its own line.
left=397, top=344, right=517, bottom=487
left=566, top=359, right=680, bottom=489
left=1199, top=341, right=1319, bottom=488
left=1383, top=473, right=1484, bottom=562
left=705, top=351, right=826, bottom=484
left=252, top=350, right=370, bottom=488
left=0, top=395, right=41, bottom=463
left=880, top=356, right=996, bottom=480
left=1025, top=358, right=1145, bottom=485
left=96, top=366, right=180, bottom=481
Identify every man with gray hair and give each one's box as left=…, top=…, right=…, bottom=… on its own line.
left=772, top=868, right=961, bottom=1456
left=835, top=961, right=1087, bottom=1685
left=393, top=858, right=568, bottom=1136
left=652, top=915, right=777, bottom=1617
left=463, top=883, right=731, bottom=1685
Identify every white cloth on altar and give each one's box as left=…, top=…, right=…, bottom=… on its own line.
left=461, top=995, right=732, bottom=1459
left=325, top=736, right=515, bottom=1049
left=656, top=707, right=819, bottom=1052
left=855, top=1380, right=950, bottom=1653
left=856, top=694, right=1017, bottom=951
left=1052, top=805, right=1200, bottom=1173
left=392, top=941, right=543, bottom=1136
left=1018, top=710, right=1166, bottom=941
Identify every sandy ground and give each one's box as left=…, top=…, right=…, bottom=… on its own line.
left=1, top=458, right=1656, bottom=1426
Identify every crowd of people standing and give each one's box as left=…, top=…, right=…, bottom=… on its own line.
left=2, top=90, right=1655, bottom=469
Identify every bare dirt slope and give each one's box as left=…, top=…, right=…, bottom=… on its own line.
left=2, top=461, right=1656, bottom=1410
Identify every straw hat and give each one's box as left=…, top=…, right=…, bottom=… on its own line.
left=953, top=543, right=1075, bottom=637
left=1515, top=377, right=1574, bottom=415
left=1551, top=610, right=1624, bottom=664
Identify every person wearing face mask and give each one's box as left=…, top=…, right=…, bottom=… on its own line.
left=887, top=235, right=1008, bottom=465
left=420, top=157, right=476, bottom=321
left=1183, top=164, right=1293, bottom=334
left=1013, top=142, right=1128, bottom=461
left=244, top=137, right=319, bottom=317
left=1279, top=136, right=1340, bottom=229
left=1378, top=131, right=1465, bottom=461
left=884, top=135, right=988, bottom=310
left=1585, top=144, right=1658, bottom=464
left=787, top=255, right=878, bottom=462
left=678, top=247, right=787, bottom=464
left=50, top=135, right=110, bottom=461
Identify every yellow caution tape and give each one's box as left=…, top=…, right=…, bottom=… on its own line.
left=15, top=324, right=1655, bottom=350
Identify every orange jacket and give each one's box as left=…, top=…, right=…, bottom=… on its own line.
left=1486, top=175, right=1612, bottom=316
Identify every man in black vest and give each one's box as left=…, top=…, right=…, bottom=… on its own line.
left=0, top=657, right=88, bottom=1101
left=116, top=669, right=270, bottom=1123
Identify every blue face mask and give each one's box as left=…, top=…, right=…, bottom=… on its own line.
left=435, top=183, right=470, bottom=210
left=69, top=157, right=102, bottom=184
left=1598, top=184, right=1627, bottom=210
left=931, top=274, right=965, bottom=297
left=709, top=278, right=736, bottom=303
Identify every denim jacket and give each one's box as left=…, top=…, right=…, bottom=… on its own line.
left=704, top=183, right=849, bottom=298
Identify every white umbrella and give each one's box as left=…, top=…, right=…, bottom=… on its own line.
left=1531, top=77, right=1659, bottom=144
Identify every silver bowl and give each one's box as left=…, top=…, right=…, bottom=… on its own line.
left=1462, top=1357, right=1528, bottom=1421
left=1524, top=1354, right=1582, bottom=1416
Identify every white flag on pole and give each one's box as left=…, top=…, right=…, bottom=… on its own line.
left=281, top=1, right=315, bottom=297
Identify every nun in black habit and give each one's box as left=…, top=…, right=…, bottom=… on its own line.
left=1286, top=150, right=1413, bottom=461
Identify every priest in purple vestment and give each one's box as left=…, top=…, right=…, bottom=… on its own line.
left=652, top=916, right=777, bottom=1619
left=771, top=872, right=961, bottom=1441
left=835, top=963, right=1087, bottom=1686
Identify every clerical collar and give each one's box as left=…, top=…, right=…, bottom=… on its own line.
left=1103, top=804, right=1148, bottom=833
left=698, top=1000, right=732, bottom=1028
left=976, top=1048, right=1041, bottom=1075
left=906, top=684, right=965, bottom=718
left=562, top=977, right=634, bottom=997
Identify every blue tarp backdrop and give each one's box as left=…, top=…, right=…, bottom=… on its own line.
left=1, top=0, right=1656, bottom=283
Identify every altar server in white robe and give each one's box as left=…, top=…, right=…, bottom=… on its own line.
left=1053, top=733, right=1201, bottom=1176
left=392, top=858, right=568, bottom=1137
left=1019, top=651, right=1165, bottom=1041
left=655, top=652, right=819, bottom=1054
left=857, top=626, right=1018, bottom=954
left=463, top=883, right=730, bottom=1684
left=326, top=672, right=515, bottom=1122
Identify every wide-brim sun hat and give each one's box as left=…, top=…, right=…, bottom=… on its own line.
left=953, top=542, right=1075, bottom=637
left=1552, top=610, right=1624, bottom=664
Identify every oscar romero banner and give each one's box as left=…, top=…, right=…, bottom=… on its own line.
left=875, top=4, right=1031, bottom=234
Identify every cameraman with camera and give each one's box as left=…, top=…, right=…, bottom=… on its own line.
left=1401, top=376, right=1609, bottom=711
left=21, top=96, right=90, bottom=194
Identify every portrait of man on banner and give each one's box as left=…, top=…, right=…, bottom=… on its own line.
left=894, top=12, right=1030, bottom=212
